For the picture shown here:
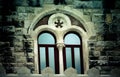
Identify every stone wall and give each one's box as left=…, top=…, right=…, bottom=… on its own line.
left=0, top=0, right=120, bottom=75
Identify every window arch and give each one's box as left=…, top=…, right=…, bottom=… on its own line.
left=38, top=32, right=59, bottom=74
left=63, top=32, right=84, bottom=74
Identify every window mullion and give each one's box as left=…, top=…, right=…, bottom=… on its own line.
left=63, top=47, right=66, bottom=70
left=54, top=46, right=59, bottom=74
left=71, top=47, right=75, bottom=68
left=46, top=46, right=49, bottom=67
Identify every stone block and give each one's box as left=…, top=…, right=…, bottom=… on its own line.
left=66, top=0, right=73, bottom=4
left=17, top=66, right=31, bottom=77
left=27, top=13, right=35, bottom=20
left=24, top=20, right=32, bottom=29
left=64, top=67, right=77, bottom=77
left=15, top=0, right=23, bottom=6
left=44, top=0, right=54, bottom=4
left=104, top=41, right=116, bottom=47
left=92, top=1, right=102, bottom=9
left=14, top=36, right=23, bottom=42
left=0, top=64, right=6, bottom=77
left=94, top=22, right=104, bottom=34
left=99, top=56, right=108, bottom=60
left=25, top=7, right=34, bottom=13
left=15, top=28, right=23, bottom=36
left=17, top=7, right=26, bottom=13
left=15, top=46, right=23, bottom=52
left=93, top=51, right=100, bottom=57
left=87, top=67, right=100, bottom=77
left=41, top=67, right=54, bottom=77
left=92, top=9, right=103, bottom=14
left=115, top=1, right=120, bottom=9
left=73, top=1, right=93, bottom=8
left=96, top=41, right=105, bottom=47
left=4, top=26, right=15, bottom=33
left=83, top=9, right=93, bottom=15
left=14, top=41, right=23, bottom=48
left=15, top=55, right=26, bottom=62
left=101, top=66, right=111, bottom=74
left=111, top=68, right=120, bottom=77
left=18, top=13, right=28, bottom=20
left=73, top=1, right=102, bottom=9
left=83, top=15, right=91, bottom=22
left=98, top=60, right=108, bottom=66
left=92, top=14, right=104, bottom=22
left=34, top=8, right=43, bottom=14
left=88, top=41, right=96, bottom=47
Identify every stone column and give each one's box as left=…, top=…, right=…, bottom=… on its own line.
left=57, top=43, right=65, bottom=74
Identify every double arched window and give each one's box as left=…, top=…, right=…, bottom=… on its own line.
left=38, top=32, right=83, bottom=74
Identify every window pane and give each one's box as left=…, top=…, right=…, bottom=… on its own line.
left=64, top=33, right=80, bottom=44
left=39, top=47, right=46, bottom=70
left=38, top=33, right=55, bottom=44
left=66, top=48, right=72, bottom=68
left=74, top=48, right=81, bottom=74
left=48, top=47, right=55, bottom=73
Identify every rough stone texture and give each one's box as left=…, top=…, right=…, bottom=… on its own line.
left=0, top=64, right=6, bottom=77
left=17, top=66, right=31, bottom=77
left=87, top=67, right=100, bottom=77
left=73, top=1, right=102, bottom=9
left=0, top=0, right=120, bottom=76
left=110, top=68, right=120, bottom=77
left=41, top=67, right=54, bottom=77
left=64, top=67, right=77, bottom=77
left=92, top=14, right=104, bottom=23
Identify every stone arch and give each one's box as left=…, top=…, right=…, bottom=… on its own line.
left=29, top=7, right=93, bottom=74
left=28, top=7, right=94, bottom=38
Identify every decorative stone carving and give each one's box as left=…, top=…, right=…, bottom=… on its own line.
left=54, top=18, right=63, bottom=28
left=64, top=67, right=77, bottom=77
left=48, top=13, right=71, bottom=29
left=41, top=67, right=54, bottom=77
left=57, top=43, right=65, bottom=48
left=87, top=67, right=100, bottom=77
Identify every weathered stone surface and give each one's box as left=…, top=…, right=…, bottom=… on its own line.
left=93, top=51, right=100, bottom=57
left=0, top=64, right=6, bottom=77
left=18, top=13, right=28, bottom=20
left=111, top=68, right=120, bottom=77
left=41, top=67, right=54, bottom=77
left=17, top=66, right=31, bottom=77
left=92, top=14, right=104, bottom=22
left=17, top=7, right=26, bottom=13
left=73, top=1, right=102, bottom=9
left=87, top=67, right=100, bottom=77
left=64, top=67, right=77, bottom=77
left=44, top=0, right=54, bottom=4
left=115, top=1, right=120, bottom=9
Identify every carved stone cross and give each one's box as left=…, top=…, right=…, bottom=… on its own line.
left=54, top=19, right=63, bottom=28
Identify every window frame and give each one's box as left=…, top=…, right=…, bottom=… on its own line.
left=63, top=32, right=84, bottom=74
left=37, top=31, right=59, bottom=74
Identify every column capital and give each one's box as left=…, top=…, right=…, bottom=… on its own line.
left=56, top=43, right=65, bottom=48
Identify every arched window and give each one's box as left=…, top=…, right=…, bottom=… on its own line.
left=38, top=32, right=59, bottom=74
left=63, top=32, right=84, bottom=74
